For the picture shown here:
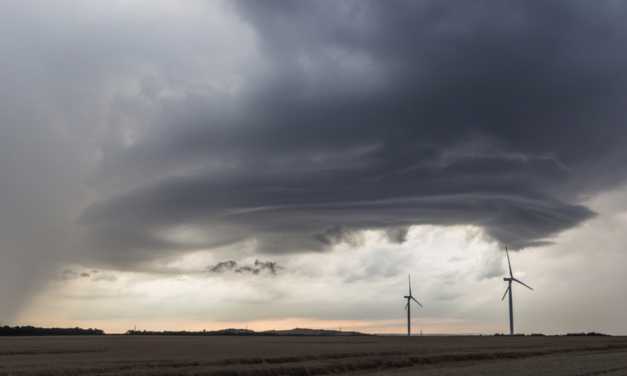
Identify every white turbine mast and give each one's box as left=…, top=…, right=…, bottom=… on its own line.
left=404, top=274, right=423, bottom=336
left=502, top=246, right=533, bottom=335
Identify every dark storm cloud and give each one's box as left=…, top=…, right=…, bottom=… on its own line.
left=207, top=260, right=282, bottom=275
left=80, top=0, right=627, bottom=266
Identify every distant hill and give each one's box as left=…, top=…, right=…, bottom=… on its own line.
left=0, top=325, right=105, bottom=336
left=125, top=328, right=266, bottom=336
left=263, top=328, right=369, bottom=336
left=125, top=327, right=370, bottom=336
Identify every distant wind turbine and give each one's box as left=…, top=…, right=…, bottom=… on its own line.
left=502, top=246, right=533, bottom=335
left=404, top=274, right=422, bottom=337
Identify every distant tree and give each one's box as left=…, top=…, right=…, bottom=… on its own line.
left=565, top=332, right=610, bottom=337
left=0, top=325, right=104, bottom=336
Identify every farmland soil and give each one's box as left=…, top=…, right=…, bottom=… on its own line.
left=1, top=335, right=626, bottom=375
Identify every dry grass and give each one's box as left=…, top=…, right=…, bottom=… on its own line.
left=0, top=335, right=626, bottom=375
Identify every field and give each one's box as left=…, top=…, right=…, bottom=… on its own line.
left=1, top=335, right=627, bottom=375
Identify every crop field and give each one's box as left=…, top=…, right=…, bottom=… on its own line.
left=1, top=335, right=627, bottom=375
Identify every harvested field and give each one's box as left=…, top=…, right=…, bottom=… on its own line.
left=1, top=335, right=626, bottom=375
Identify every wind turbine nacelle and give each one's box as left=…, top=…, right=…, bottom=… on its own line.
left=404, top=295, right=410, bottom=298
left=503, top=277, right=512, bottom=281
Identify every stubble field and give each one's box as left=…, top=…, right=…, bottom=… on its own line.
left=1, top=335, right=626, bottom=375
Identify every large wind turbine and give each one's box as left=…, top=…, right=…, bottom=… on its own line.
left=404, top=274, right=422, bottom=337
left=502, top=246, right=533, bottom=335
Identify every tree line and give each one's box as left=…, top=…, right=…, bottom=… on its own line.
left=0, top=325, right=105, bottom=336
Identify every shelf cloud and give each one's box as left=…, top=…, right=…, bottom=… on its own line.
left=77, top=0, right=626, bottom=267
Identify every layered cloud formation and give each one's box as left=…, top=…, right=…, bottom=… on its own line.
left=79, top=0, right=626, bottom=266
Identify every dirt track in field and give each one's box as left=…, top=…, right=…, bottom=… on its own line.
left=1, top=335, right=626, bottom=375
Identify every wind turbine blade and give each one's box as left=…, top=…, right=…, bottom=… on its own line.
left=513, top=278, right=533, bottom=290
left=408, top=274, right=412, bottom=295
left=404, top=301, right=409, bottom=310
left=502, top=286, right=510, bottom=301
left=411, top=296, right=423, bottom=307
left=506, top=246, right=513, bottom=278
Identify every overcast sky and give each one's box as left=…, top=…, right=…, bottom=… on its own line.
left=2, top=0, right=627, bottom=335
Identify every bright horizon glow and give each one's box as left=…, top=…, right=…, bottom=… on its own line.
left=16, top=186, right=627, bottom=337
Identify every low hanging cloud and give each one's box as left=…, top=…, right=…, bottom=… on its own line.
left=385, top=228, right=410, bottom=244
left=313, top=226, right=364, bottom=248
left=59, top=270, right=79, bottom=281
left=57, top=269, right=114, bottom=282
left=207, top=260, right=282, bottom=276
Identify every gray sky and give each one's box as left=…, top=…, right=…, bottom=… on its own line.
left=1, top=0, right=627, bottom=335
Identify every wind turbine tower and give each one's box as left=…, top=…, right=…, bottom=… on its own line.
left=404, top=274, right=422, bottom=336
left=502, top=246, right=533, bottom=335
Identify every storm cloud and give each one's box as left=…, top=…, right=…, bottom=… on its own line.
left=78, top=0, right=627, bottom=267
left=3, top=0, right=627, bottom=323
